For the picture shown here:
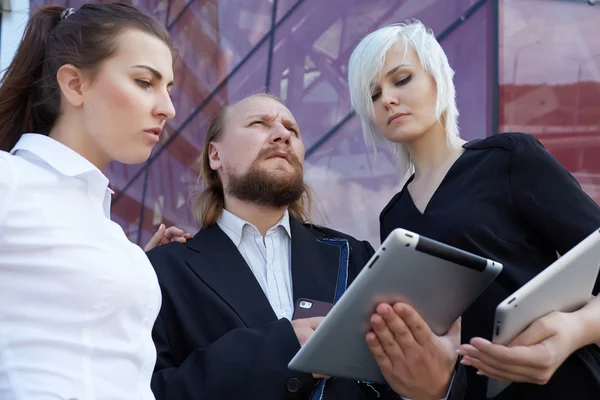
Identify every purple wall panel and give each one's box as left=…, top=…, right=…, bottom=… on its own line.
left=304, top=115, right=405, bottom=246
left=444, top=0, right=495, bottom=141
left=30, top=0, right=495, bottom=246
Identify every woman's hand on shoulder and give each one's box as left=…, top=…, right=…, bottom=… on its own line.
left=144, top=223, right=193, bottom=252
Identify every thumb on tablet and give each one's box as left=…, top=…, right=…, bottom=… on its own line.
left=444, top=317, right=461, bottom=350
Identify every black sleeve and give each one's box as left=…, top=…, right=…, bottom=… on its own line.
left=510, top=134, right=600, bottom=292
left=351, top=239, right=376, bottom=276
left=446, top=362, right=468, bottom=400
left=151, top=313, right=315, bottom=399
left=362, top=240, right=376, bottom=259
left=379, top=190, right=405, bottom=244
left=380, top=206, right=392, bottom=245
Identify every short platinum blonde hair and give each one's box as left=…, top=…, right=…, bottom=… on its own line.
left=348, top=20, right=460, bottom=172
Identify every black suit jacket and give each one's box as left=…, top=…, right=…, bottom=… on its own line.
left=147, top=218, right=466, bottom=400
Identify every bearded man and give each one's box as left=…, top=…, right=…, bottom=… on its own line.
left=147, top=93, right=465, bottom=400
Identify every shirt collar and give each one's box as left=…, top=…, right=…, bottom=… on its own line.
left=217, top=209, right=291, bottom=247
left=11, top=134, right=112, bottom=191
left=278, top=210, right=292, bottom=237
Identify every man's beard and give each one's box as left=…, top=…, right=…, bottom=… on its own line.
left=225, top=149, right=304, bottom=208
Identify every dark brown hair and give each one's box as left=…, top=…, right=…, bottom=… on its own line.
left=0, top=3, right=171, bottom=151
left=192, top=93, right=314, bottom=228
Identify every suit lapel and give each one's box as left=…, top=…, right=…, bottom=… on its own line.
left=289, top=219, right=341, bottom=305
left=185, top=224, right=277, bottom=328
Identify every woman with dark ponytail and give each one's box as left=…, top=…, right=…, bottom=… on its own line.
left=0, top=3, right=182, bottom=398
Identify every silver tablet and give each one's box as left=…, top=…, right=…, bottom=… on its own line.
left=487, top=228, right=600, bottom=398
left=288, top=228, right=503, bottom=383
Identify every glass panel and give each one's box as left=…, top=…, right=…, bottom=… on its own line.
left=167, top=0, right=189, bottom=26
left=106, top=163, right=145, bottom=195
left=276, top=0, right=299, bottom=23
left=27, top=0, right=498, bottom=244
left=137, top=137, right=201, bottom=247
left=443, top=0, right=496, bottom=140
left=305, top=115, right=404, bottom=246
left=111, top=168, right=150, bottom=245
left=499, top=0, right=600, bottom=203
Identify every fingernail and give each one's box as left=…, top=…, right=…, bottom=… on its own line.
left=476, top=370, right=484, bottom=375
left=460, top=359, right=471, bottom=366
left=456, top=349, right=465, bottom=356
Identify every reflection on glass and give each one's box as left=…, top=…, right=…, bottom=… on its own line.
left=500, top=0, right=600, bottom=204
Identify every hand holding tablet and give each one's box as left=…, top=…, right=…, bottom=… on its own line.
left=366, top=302, right=461, bottom=399
left=458, top=228, right=600, bottom=398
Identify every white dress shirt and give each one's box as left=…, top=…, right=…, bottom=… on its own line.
left=217, top=209, right=294, bottom=320
left=0, top=134, right=161, bottom=400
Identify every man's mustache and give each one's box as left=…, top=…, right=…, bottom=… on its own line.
left=257, top=147, right=302, bottom=167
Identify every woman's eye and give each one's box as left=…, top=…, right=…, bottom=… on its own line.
left=136, top=80, right=152, bottom=89
left=395, top=74, right=412, bottom=86
left=251, top=121, right=267, bottom=126
left=371, top=92, right=381, bottom=101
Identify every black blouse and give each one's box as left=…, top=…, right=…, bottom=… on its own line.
left=380, top=132, right=600, bottom=400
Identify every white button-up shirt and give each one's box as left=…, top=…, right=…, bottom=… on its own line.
left=217, top=209, right=294, bottom=320
left=0, top=134, right=161, bottom=400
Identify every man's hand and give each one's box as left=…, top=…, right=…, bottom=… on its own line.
left=366, top=303, right=460, bottom=399
left=291, top=317, right=329, bottom=380
left=144, top=224, right=193, bottom=252
left=291, top=317, right=324, bottom=346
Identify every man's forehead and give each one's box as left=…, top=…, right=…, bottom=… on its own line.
left=233, top=97, right=295, bottom=120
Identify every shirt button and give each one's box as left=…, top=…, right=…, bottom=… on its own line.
left=286, top=377, right=301, bottom=393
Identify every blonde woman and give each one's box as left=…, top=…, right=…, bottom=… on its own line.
left=348, top=21, right=600, bottom=400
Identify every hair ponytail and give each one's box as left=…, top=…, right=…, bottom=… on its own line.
left=0, top=6, right=63, bottom=151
